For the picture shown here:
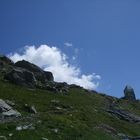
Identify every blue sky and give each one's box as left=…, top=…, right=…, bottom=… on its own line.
left=0, top=0, right=140, bottom=98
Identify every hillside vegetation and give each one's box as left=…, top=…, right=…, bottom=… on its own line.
left=0, top=55, right=140, bottom=140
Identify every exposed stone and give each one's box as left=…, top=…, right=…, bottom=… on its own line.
left=8, top=133, right=13, bottom=137
left=2, top=109, right=21, bottom=117
left=4, top=67, right=37, bottom=88
left=117, top=133, right=140, bottom=140
left=52, top=128, right=58, bottom=133
left=51, top=100, right=60, bottom=104
left=41, top=138, right=48, bottom=140
left=95, top=124, right=117, bottom=135
left=39, top=82, right=69, bottom=93
left=44, top=71, right=54, bottom=81
left=0, top=56, right=70, bottom=94
left=0, top=55, right=14, bottom=66
left=123, top=85, right=136, bottom=101
left=30, top=106, right=37, bottom=114
left=15, top=60, right=54, bottom=83
left=5, top=100, right=15, bottom=106
left=0, top=99, right=12, bottom=112
left=24, top=104, right=37, bottom=114
left=106, top=109, right=140, bottom=123
left=0, top=99, right=21, bottom=118
left=16, top=124, right=35, bottom=131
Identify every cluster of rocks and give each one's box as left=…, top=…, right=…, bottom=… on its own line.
left=106, top=109, right=140, bottom=123
left=105, top=85, right=140, bottom=123
left=0, top=99, right=21, bottom=120
left=4, top=59, right=54, bottom=88
left=0, top=55, right=69, bottom=93
left=16, top=123, right=35, bottom=131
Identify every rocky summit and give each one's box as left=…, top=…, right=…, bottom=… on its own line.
left=123, top=85, right=136, bottom=101
left=0, top=55, right=140, bottom=140
left=0, top=56, right=70, bottom=93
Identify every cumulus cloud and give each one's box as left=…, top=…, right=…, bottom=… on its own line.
left=8, top=45, right=101, bottom=89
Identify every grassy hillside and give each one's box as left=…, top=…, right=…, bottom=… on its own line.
left=0, top=80, right=140, bottom=140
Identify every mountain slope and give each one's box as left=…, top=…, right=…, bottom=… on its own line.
left=1, top=81, right=140, bottom=140
left=0, top=56, right=140, bottom=140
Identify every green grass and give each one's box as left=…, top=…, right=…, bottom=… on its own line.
left=0, top=81, right=140, bottom=140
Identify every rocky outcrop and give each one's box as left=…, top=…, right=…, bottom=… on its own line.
left=0, top=55, right=14, bottom=66
left=3, top=59, right=54, bottom=89
left=15, top=60, right=54, bottom=83
left=106, top=109, right=140, bottom=123
left=4, top=67, right=37, bottom=88
left=39, top=82, right=69, bottom=93
left=118, top=133, right=140, bottom=140
left=44, top=71, right=54, bottom=81
left=0, top=55, right=14, bottom=76
left=0, top=56, right=69, bottom=93
left=123, top=85, right=136, bottom=101
left=16, top=124, right=35, bottom=131
left=0, top=99, right=21, bottom=119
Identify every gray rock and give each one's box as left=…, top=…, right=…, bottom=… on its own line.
left=24, top=104, right=37, bottom=114
left=4, top=67, right=37, bottom=88
left=0, top=55, right=14, bottom=66
left=44, top=71, right=54, bottom=81
left=0, top=99, right=12, bottom=112
left=41, top=137, right=48, bottom=140
left=106, top=109, right=140, bottom=123
left=15, top=60, right=54, bottom=83
left=5, top=100, right=15, bottom=106
left=2, top=109, right=21, bottom=117
left=0, top=99, right=21, bottom=118
left=30, top=106, right=37, bottom=114
left=117, top=133, right=140, bottom=140
left=51, top=100, right=60, bottom=104
left=16, top=124, right=35, bottom=131
left=8, top=133, right=13, bottom=137
left=96, top=124, right=117, bottom=135
left=123, top=85, right=136, bottom=101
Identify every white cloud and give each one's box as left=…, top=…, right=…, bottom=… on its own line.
left=8, top=45, right=101, bottom=90
left=64, top=42, right=73, bottom=47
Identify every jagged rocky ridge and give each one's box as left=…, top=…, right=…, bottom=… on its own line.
left=0, top=55, right=70, bottom=93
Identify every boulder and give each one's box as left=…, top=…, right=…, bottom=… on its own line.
left=4, top=67, right=37, bottom=88
left=0, top=99, right=12, bottom=112
left=0, top=99, right=21, bottom=118
left=24, top=104, right=37, bottom=114
left=123, top=85, right=136, bottom=101
left=2, top=109, right=21, bottom=117
left=15, top=60, right=54, bottom=83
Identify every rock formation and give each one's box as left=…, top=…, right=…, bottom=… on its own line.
left=0, top=55, right=69, bottom=92
left=123, top=85, right=136, bottom=101
left=15, top=60, right=54, bottom=83
left=0, top=55, right=14, bottom=66
left=0, top=99, right=21, bottom=119
left=4, top=67, right=37, bottom=88
left=1, top=57, right=54, bottom=89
